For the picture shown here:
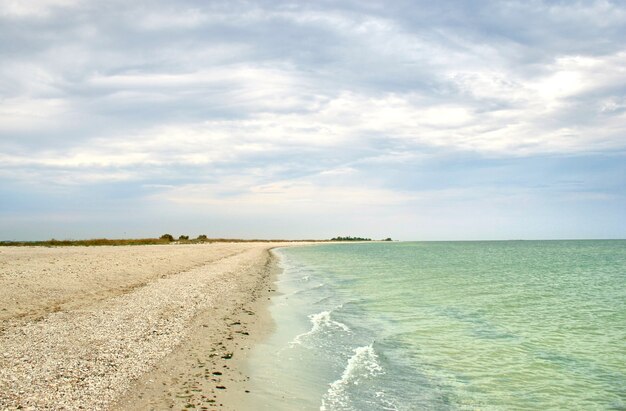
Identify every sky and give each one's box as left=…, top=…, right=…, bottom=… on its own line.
left=1, top=0, right=625, bottom=241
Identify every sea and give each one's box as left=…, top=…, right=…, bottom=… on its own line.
left=242, top=240, right=625, bottom=410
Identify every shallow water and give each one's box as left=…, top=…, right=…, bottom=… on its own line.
left=245, top=241, right=626, bottom=410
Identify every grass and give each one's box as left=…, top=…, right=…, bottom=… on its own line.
left=0, top=237, right=326, bottom=247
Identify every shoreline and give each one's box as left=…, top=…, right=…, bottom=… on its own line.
left=0, top=242, right=306, bottom=410
left=112, top=247, right=284, bottom=410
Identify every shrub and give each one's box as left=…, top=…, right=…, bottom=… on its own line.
left=160, top=234, right=174, bottom=242
left=330, top=236, right=372, bottom=241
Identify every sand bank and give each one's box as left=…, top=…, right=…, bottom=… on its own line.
left=0, top=242, right=302, bottom=410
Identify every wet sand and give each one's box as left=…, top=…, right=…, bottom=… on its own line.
left=0, top=242, right=303, bottom=410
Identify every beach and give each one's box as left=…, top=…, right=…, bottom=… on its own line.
left=0, top=242, right=300, bottom=410
left=2, top=241, right=623, bottom=410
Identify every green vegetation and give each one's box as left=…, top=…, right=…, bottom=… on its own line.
left=160, top=234, right=175, bottom=242
left=1, top=233, right=390, bottom=247
left=0, top=238, right=171, bottom=247
left=0, top=235, right=326, bottom=247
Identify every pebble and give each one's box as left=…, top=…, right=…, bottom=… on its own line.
left=0, top=243, right=289, bottom=410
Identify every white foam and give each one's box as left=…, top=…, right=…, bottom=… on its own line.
left=292, top=282, right=326, bottom=296
left=320, top=344, right=384, bottom=411
left=290, top=310, right=350, bottom=347
left=376, top=391, right=400, bottom=411
left=310, top=282, right=327, bottom=291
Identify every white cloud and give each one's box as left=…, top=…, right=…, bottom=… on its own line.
left=137, top=7, right=208, bottom=30
left=0, top=97, right=70, bottom=132
left=0, top=0, right=80, bottom=18
left=2, top=72, right=624, bottom=182
left=1, top=0, right=625, bottom=239
left=153, top=179, right=416, bottom=212
left=2, top=1, right=625, bottom=163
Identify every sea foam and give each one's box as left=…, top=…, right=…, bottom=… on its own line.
left=290, top=310, right=350, bottom=347
left=320, top=344, right=389, bottom=411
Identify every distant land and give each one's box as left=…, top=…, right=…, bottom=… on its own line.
left=0, top=235, right=393, bottom=247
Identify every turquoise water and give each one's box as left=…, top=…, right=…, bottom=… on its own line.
left=244, top=241, right=626, bottom=410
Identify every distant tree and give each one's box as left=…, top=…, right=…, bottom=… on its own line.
left=178, top=235, right=189, bottom=241
left=160, top=234, right=174, bottom=242
left=330, top=236, right=372, bottom=241
left=384, top=238, right=393, bottom=241
left=197, top=234, right=208, bottom=241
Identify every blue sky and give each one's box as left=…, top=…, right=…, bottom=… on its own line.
left=1, top=0, right=625, bottom=240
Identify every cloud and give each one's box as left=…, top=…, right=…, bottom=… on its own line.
left=0, top=0, right=81, bottom=18
left=0, top=0, right=625, bottom=239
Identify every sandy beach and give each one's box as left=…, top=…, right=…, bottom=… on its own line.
left=0, top=242, right=302, bottom=410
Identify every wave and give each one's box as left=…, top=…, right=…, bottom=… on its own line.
left=290, top=310, right=350, bottom=347
left=320, top=344, right=394, bottom=411
left=292, top=282, right=327, bottom=297
left=314, top=296, right=332, bottom=305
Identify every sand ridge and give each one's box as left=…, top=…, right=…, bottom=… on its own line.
left=0, top=242, right=304, bottom=410
left=0, top=244, right=251, bottom=326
